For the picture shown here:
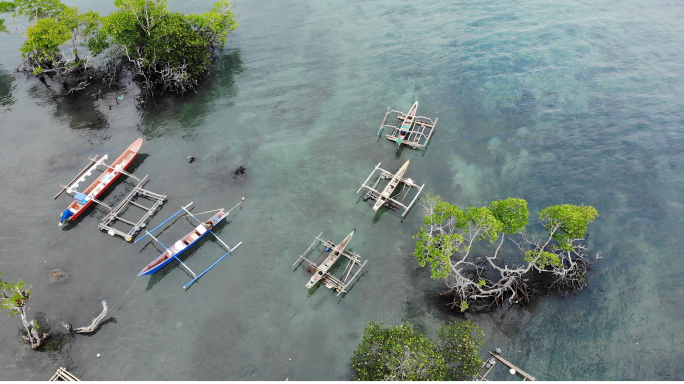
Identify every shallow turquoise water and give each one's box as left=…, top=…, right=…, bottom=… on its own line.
left=1, top=0, right=683, bottom=380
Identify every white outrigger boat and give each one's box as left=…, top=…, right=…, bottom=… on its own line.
left=293, top=231, right=367, bottom=296
left=373, top=160, right=410, bottom=211
left=377, top=102, right=438, bottom=150
left=357, top=161, right=425, bottom=218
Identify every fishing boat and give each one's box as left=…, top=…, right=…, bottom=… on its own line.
left=373, top=160, right=409, bottom=211
left=58, top=139, right=143, bottom=225
left=377, top=102, right=437, bottom=150
left=395, top=101, right=418, bottom=146
left=138, top=209, right=228, bottom=276
left=306, top=230, right=354, bottom=289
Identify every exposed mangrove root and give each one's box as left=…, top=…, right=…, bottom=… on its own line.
left=61, top=300, right=108, bottom=334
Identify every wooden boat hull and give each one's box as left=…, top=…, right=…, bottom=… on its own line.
left=373, top=160, right=410, bottom=211
left=138, top=210, right=228, bottom=276
left=61, top=139, right=143, bottom=223
left=397, top=101, right=418, bottom=144
left=306, top=230, right=354, bottom=288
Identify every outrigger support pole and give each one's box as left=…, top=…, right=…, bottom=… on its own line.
left=378, top=107, right=391, bottom=136
left=54, top=155, right=102, bottom=199
left=89, top=156, right=141, bottom=182
left=143, top=230, right=196, bottom=278
left=293, top=232, right=323, bottom=268
left=135, top=202, right=194, bottom=243
left=401, top=183, right=425, bottom=217
left=356, top=163, right=382, bottom=194
left=183, top=242, right=243, bottom=289
left=181, top=201, right=242, bottom=251
left=337, top=260, right=367, bottom=297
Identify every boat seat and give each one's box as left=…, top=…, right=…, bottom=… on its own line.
left=197, top=225, right=207, bottom=235
left=174, top=240, right=186, bottom=252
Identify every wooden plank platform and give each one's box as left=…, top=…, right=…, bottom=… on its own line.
left=98, top=175, right=168, bottom=242
left=49, top=367, right=80, bottom=381
left=474, top=351, right=535, bottom=381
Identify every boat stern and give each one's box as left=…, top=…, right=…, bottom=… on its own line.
left=306, top=269, right=324, bottom=289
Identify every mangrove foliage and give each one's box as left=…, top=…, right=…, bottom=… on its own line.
left=351, top=320, right=484, bottom=381
left=413, top=194, right=599, bottom=312
left=0, top=0, right=237, bottom=97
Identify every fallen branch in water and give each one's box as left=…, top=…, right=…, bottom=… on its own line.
left=61, top=300, right=108, bottom=333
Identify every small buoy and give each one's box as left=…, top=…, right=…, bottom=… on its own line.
left=97, top=353, right=101, bottom=358
left=509, top=368, right=516, bottom=375
left=187, top=156, right=195, bottom=163
left=241, top=197, right=245, bottom=201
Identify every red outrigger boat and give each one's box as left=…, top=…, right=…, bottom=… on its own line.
left=59, top=139, right=142, bottom=225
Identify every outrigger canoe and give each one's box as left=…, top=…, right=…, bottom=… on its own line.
left=59, top=139, right=142, bottom=225
left=306, top=230, right=355, bottom=289
left=396, top=101, right=418, bottom=146
left=373, top=160, right=409, bottom=211
left=138, top=209, right=228, bottom=276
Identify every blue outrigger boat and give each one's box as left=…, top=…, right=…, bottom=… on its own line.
left=136, top=201, right=242, bottom=288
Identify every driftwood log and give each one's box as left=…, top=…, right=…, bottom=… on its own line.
left=61, top=300, right=108, bottom=333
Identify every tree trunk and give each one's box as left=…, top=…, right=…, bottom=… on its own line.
left=18, top=307, right=50, bottom=349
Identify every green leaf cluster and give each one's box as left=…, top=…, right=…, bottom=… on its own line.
left=525, top=249, right=562, bottom=268
left=414, top=196, right=528, bottom=280
left=413, top=228, right=462, bottom=279
left=99, top=0, right=237, bottom=82
left=7, top=0, right=237, bottom=95
left=0, top=1, right=14, bottom=34
left=351, top=320, right=483, bottom=381
left=489, top=197, right=528, bottom=234
left=539, top=204, right=598, bottom=251
left=13, top=0, right=64, bottom=21
left=0, top=272, right=30, bottom=317
left=19, top=16, right=71, bottom=64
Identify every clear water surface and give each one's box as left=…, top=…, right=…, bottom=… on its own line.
left=0, top=0, right=683, bottom=380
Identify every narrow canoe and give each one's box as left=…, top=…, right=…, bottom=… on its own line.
left=138, top=210, right=228, bottom=276
left=306, top=230, right=355, bottom=288
left=397, top=101, right=418, bottom=145
left=373, top=160, right=409, bottom=211
left=60, top=139, right=142, bottom=224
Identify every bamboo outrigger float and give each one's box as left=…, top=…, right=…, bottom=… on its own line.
left=378, top=101, right=438, bottom=149
left=356, top=161, right=425, bottom=217
left=293, top=231, right=367, bottom=297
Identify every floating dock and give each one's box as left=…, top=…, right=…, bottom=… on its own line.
left=98, top=175, right=167, bottom=242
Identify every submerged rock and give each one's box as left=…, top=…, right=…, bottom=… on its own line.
left=50, top=269, right=68, bottom=283
left=47, top=151, right=77, bottom=171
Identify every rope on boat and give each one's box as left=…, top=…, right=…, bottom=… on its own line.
left=184, top=208, right=222, bottom=216
left=354, top=205, right=373, bottom=230
left=87, top=241, right=127, bottom=286
left=115, top=275, right=140, bottom=312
